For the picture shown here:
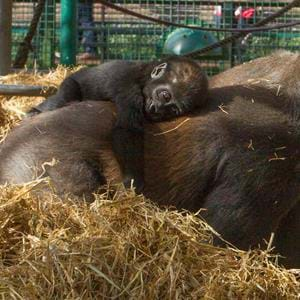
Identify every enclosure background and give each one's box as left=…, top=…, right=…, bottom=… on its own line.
left=12, top=0, right=300, bottom=75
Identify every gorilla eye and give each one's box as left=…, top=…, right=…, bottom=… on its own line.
left=158, top=90, right=172, bottom=102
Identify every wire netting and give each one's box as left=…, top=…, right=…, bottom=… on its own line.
left=12, top=0, right=57, bottom=68
left=11, top=0, right=300, bottom=75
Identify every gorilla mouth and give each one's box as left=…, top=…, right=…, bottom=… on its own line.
left=145, top=98, right=183, bottom=121
left=144, top=105, right=164, bottom=121
left=145, top=98, right=161, bottom=114
left=144, top=98, right=185, bottom=122
left=166, top=102, right=183, bottom=116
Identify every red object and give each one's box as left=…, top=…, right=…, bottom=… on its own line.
left=214, top=5, right=222, bottom=17
left=242, top=8, right=255, bottom=19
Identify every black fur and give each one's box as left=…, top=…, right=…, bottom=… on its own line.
left=28, top=57, right=208, bottom=192
left=1, top=88, right=299, bottom=267
left=0, top=52, right=298, bottom=267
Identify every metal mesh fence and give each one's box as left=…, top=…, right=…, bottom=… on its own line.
left=12, top=0, right=57, bottom=68
left=11, top=0, right=300, bottom=75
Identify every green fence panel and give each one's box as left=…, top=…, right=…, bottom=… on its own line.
left=12, top=0, right=56, bottom=68
left=11, top=0, right=300, bottom=75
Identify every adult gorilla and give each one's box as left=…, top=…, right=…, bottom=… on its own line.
left=0, top=54, right=299, bottom=267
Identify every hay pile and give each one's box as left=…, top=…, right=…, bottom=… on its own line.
left=0, top=68, right=299, bottom=299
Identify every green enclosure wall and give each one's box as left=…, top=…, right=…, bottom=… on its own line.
left=12, top=0, right=300, bottom=75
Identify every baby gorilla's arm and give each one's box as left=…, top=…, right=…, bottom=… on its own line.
left=112, top=89, right=145, bottom=193
left=26, top=61, right=148, bottom=192
left=27, top=77, right=82, bottom=115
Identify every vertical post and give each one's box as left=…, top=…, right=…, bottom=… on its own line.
left=100, top=5, right=107, bottom=61
left=60, top=0, right=76, bottom=65
left=0, top=0, right=12, bottom=75
left=223, top=2, right=234, bottom=68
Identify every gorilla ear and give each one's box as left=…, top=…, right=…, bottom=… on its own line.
left=151, top=63, right=168, bottom=79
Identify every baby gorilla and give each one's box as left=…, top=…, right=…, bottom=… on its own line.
left=28, top=56, right=208, bottom=192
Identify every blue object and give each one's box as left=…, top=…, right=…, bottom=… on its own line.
left=163, top=28, right=222, bottom=57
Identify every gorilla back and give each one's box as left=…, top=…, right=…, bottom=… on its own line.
left=0, top=88, right=299, bottom=268
left=210, top=50, right=300, bottom=120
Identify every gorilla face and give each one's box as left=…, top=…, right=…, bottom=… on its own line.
left=143, top=58, right=208, bottom=122
left=143, top=83, right=183, bottom=121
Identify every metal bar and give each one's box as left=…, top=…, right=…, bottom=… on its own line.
left=93, top=0, right=300, bottom=34
left=100, top=5, right=107, bottom=61
left=108, top=0, right=292, bottom=6
left=60, top=0, right=76, bottom=65
left=0, top=84, right=57, bottom=97
left=0, top=0, right=12, bottom=75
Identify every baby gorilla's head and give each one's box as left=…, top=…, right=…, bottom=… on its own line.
left=143, top=57, right=208, bottom=121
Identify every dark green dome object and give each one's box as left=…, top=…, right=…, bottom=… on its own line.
left=163, top=28, right=222, bottom=56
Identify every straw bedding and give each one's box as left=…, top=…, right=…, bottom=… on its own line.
left=0, top=68, right=298, bottom=299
